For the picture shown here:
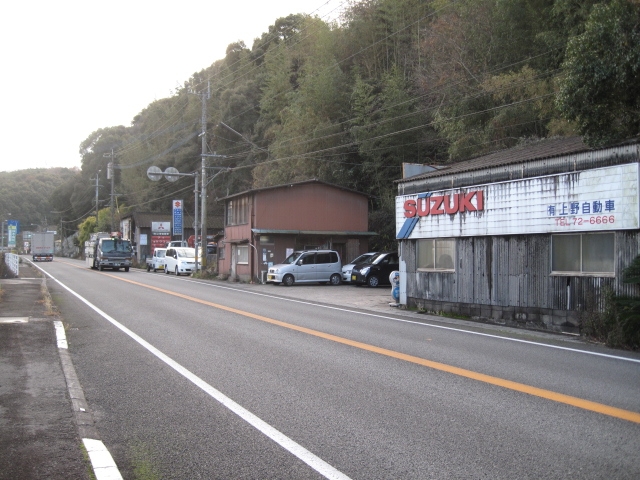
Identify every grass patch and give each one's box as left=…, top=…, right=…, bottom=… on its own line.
left=80, top=442, right=97, bottom=480
left=130, top=442, right=161, bottom=480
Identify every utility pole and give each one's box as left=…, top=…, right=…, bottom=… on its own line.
left=104, top=149, right=116, bottom=232
left=200, top=88, right=208, bottom=268
left=92, top=171, right=101, bottom=225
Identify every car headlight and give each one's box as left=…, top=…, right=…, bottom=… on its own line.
left=360, top=266, right=370, bottom=276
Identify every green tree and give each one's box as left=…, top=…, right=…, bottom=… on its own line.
left=77, top=216, right=97, bottom=247
left=556, top=0, right=640, bottom=146
left=254, top=15, right=351, bottom=188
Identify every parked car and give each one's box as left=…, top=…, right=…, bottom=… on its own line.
left=146, top=247, right=167, bottom=272
left=351, top=252, right=399, bottom=287
left=267, top=250, right=342, bottom=286
left=166, top=240, right=188, bottom=248
left=165, top=247, right=198, bottom=276
left=341, top=252, right=378, bottom=282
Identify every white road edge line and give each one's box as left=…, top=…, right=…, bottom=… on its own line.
left=54, top=320, right=68, bottom=349
left=83, top=439, right=124, bottom=480
left=54, top=317, right=120, bottom=478
left=38, top=265, right=352, bottom=480
left=178, top=277, right=640, bottom=365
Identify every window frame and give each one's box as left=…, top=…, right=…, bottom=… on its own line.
left=236, top=245, right=249, bottom=265
left=416, top=238, right=455, bottom=272
left=551, top=232, right=615, bottom=277
left=226, top=196, right=249, bottom=226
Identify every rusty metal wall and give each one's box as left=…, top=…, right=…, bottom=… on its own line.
left=402, top=230, right=640, bottom=314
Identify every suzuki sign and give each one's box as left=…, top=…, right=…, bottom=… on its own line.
left=396, top=163, right=639, bottom=239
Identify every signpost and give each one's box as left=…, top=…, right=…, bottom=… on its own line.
left=172, top=200, right=183, bottom=241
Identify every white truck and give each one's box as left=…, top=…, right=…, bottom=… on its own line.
left=146, top=247, right=167, bottom=272
left=32, top=232, right=55, bottom=261
left=85, top=232, right=133, bottom=272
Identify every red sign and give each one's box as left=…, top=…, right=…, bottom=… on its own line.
left=151, top=233, right=170, bottom=253
left=404, top=191, right=484, bottom=218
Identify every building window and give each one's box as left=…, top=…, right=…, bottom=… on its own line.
left=417, top=239, right=455, bottom=271
left=552, top=233, right=614, bottom=275
left=237, top=245, right=249, bottom=264
left=226, top=197, right=248, bottom=226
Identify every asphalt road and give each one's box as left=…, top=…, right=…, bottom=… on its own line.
left=39, top=257, right=640, bottom=479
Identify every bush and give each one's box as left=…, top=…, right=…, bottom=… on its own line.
left=581, top=256, right=640, bottom=350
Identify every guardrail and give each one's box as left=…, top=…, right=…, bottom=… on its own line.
left=4, top=253, right=19, bottom=276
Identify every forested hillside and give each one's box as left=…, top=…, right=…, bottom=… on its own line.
left=45, top=0, right=640, bottom=249
left=0, top=168, right=78, bottom=234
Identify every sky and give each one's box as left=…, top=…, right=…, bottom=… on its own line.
left=0, top=0, right=342, bottom=173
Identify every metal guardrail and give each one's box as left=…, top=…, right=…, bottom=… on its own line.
left=4, top=253, right=19, bottom=276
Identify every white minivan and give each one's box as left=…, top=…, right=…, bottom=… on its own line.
left=165, top=247, right=197, bottom=276
left=267, top=250, right=342, bottom=286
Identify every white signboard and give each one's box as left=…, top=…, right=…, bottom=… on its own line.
left=396, top=163, right=639, bottom=239
left=151, top=221, right=171, bottom=233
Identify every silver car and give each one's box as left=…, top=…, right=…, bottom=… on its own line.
left=267, top=250, right=342, bottom=286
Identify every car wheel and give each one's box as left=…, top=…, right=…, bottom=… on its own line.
left=367, top=275, right=379, bottom=287
left=165, top=266, right=169, bottom=274
left=329, top=273, right=341, bottom=285
left=147, top=264, right=151, bottom=272
left=99, top=264, right=104, bottom=271
left=175, top=266, right=180, bottom=276
left=124, top=267, right=129, bottom=272
left=283, top=274, right=294, bottom=287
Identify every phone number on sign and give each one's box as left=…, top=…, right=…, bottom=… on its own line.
left=555, top=215, right=615, bottom=227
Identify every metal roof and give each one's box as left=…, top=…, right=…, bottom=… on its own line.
left=216, top=179, right=371, bottom=201
left=397, top=136, right=592, bottom=183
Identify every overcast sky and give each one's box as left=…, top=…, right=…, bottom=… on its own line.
left=0, top=0, right=342, bottom=173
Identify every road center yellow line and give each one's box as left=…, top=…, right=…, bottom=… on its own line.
left=109, top=273, right=640, bottom=424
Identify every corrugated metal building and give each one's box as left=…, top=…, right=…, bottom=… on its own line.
left=395, top=137, right=640, bottom=333
left=121, top=211, right=223, bottom=264
left=216, top=180, right=376, bottom=282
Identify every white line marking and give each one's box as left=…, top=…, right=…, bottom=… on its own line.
left=83, top=438, right=124, bottom=480
left=54, top=320, right=68, bottom=349
left=37, top=266, right=352, bottom=480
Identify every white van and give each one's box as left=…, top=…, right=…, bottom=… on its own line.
left=166, top=240, right=188, bottom=248
left=267, top=250, right=342, bottom=286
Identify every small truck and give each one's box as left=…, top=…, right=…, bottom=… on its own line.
left=146, top=247, right=167, bottom=272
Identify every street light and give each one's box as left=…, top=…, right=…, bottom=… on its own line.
left=147, top=166, right=201, bottom=272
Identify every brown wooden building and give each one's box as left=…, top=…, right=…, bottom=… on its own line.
left=216, top=180, right=376, bottom=282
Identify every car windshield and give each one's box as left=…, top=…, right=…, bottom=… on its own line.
left=176, top=248, right=195, bottom=258
left=370, top=253, right=389, bottom=265
left=350, top=253, right=375, bottom=265
left=282, top=251, right=303, bottom=264
left=157, top=251, right=166, bottom=258
left=101, top=239, right=132, bottom=253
